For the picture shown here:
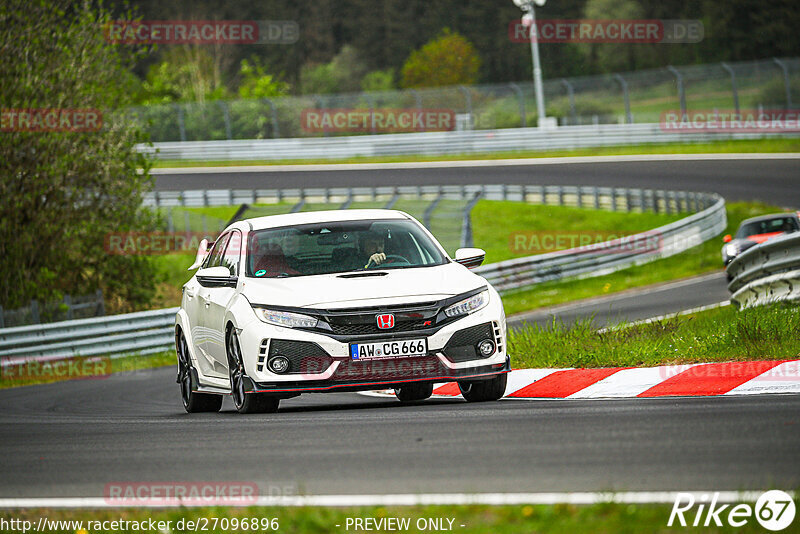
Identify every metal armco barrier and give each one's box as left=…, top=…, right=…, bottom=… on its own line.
left=137, top=123, right=796, bottom=161
left=3, top=185, right=725, bottom=361
left=0, top=307, right=178, bottom=366
left=726, top=233, right=800, bottom=309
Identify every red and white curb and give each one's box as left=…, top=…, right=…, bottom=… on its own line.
left=362, top=360, right=800, bottom=400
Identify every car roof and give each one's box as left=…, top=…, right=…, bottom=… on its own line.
left=738, top=212, right=799, bottom=226
left=234, top=209, right=411, bottom=232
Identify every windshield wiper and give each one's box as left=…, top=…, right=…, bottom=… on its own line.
left=337, top=271, right=389, bottom=278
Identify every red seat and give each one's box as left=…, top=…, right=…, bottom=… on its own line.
left=254, top=243, right=299, bottom=276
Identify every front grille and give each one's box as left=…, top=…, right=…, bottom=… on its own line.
left=442, top=322, right=494, bottom=363
left=333, top=355, right=448, bottom=382
left=267, top=339, right=334, bottom=375
left=321, top=302, right=440, bottom=336
left=328, top=319, right=430, bottom=335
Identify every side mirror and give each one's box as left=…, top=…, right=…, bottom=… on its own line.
left=723, top=234, right=732, bottom=243
left=188, top=238, right=212, bottom=270
left=197, top=266, right=238, bottom=288
left=454, top=248, right=486, bottom=269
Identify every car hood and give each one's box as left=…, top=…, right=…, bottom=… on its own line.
left=241, top=262, right=486, bottom=309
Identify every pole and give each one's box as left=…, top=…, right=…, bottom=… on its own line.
left=527, top=7, right=546, bottom=124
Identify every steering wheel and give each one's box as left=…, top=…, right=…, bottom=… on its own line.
left=367, top=254, right=411, bottom=268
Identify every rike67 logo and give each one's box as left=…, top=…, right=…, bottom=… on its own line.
left=669, top=491, right=796, bottom=531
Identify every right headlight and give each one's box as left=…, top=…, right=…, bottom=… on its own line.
left=444, top=290, right=489, bottom=318
left=253, top=307, right=318, bottom=328
left=725, top=244, right=739, bottom=257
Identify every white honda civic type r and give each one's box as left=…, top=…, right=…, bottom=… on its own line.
left=175, top=209, right=509, bottom=413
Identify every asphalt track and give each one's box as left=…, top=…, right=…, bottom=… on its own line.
left=152, top=155, right=800, bottom=207
left=0, top=369, right=798, bottom=497
left=2, top=155, right=798, bottom=499
left=508, top=271, right=730, bottom=329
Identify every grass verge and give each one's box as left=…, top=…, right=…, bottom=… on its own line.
left=499, top=201, right=783, bottom=315
left=0, top=351, right=174, bottom=390
left=151, top=138, right=800, bottom=167
left=509, top=303, right=800, bottom=369
left=2, top=502, right=788, bottom=533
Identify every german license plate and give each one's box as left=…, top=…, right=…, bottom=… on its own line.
left=349, top=339, right=427, bottom=360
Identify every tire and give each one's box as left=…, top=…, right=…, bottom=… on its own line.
left=458, top=373, right=508, bottom=403
left=395, top=382, right=434, bottom=403
left=227, top=327, right=280, bottom=414
left=176, top=330, right=222, bottom=413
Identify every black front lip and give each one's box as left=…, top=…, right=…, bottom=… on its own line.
left=246, top=357, right=510, bottom=394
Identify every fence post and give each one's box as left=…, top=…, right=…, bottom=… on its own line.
left=184, top=211, right=191, bottom=232
left=64, top=294, right=73, bottom=320
left=261, top=98, right=280, bottom=138
left=96, top=289, right=105, bottom=317
left=175, top=104, right=186, bottom=142
left=423, top=188, right=444, bottom=230
left=720, top=62, right=740, bottom=117
left=460, top=191, right=483, bottom=248
left=0, top=305, right=4, bottom=328
left=593, top=187, right=600, bottom=210
left=576, top=185, right=583, bottom=208
left=219, top=101, right=232, bottom=140
left=772, top=58, right=794, bottom=110
left=614, top=74, right=633, bottom=124
left=30, top=300, right=40, bottom=324
left=560, top=79, right=577, bottom=125
left=509, top=83, right=527, bottom=127
left=667, top=66, right=687, bottom=119
left=458, top=86, right=473, bottom=127
left=167, top=208, right=174, bottom=232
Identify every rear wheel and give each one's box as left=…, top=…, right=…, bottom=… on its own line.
left=395, top=382, right=434, bottom=403
left=458, top=373, right=507, bottom=402
left=227, top=327, right=280, bottom=414
left=176, top=330, right=222, bottom=413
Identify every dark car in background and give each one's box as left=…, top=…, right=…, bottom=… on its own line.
left=722, top=212, right=800, bottom=266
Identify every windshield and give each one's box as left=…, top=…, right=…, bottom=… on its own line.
left=736, top=217, right=799, bottom=238
left=245, top=219, right=448, bottom=278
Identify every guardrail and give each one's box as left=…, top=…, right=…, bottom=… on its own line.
left=0, top=308, right=178, bottom=367
left=3, top=184, right=724, bottom=362
left=474, top=189, right=725, bottom=292
left=726, top=233, right=800, bottom=309
left=138, top=122, right=796, bottom=161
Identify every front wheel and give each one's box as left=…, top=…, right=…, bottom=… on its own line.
left=395, top=382, right=433, bottom=403
left=458, top=373, right=507, bottom=402
left=176, top=330, right=222, bottom=413
left=227, top=327, right=280, bottom=414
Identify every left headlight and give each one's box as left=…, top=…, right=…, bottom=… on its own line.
left=253, top=307, right=318, bottom=328
left=444, top=290, right=489, bottom=318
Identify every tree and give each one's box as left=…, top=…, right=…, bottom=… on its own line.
left=581, top=0, right=657, bottom=73
left=237, top=58, right=291, bottom=99
left=0, top=0, right=158, bottom=311
left=400, top=29, right=480, bottom=88
left=140, top=47, right=230, bottom=104
left=299, top=45, right=368, bottom=94
left=361, top=69, right=395, bottom=92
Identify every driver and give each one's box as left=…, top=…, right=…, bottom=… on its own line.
left=357, top=230, right=387, bottom=269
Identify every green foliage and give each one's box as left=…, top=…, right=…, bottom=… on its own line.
left=237, top=58, right=290, bottom=99
left=754, top=77, right=800, bottom=108
left=140, top=48, right=229, bottom=104
left=509, top=304, right=800, bottom=369
left=580, top=0, right=658, bottom=73
left=400, top=29, right=481, bottom=88
left=300, top=45, right=368, bottom=94
left=361, top=69, right=396, bottom=92
left=0, top=0, right=158, bottom=311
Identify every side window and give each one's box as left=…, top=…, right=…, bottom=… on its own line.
left=221, top=231, right=242, bottom=276
left=204, top=233, right=230, bottom=269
